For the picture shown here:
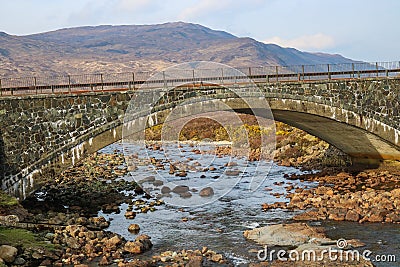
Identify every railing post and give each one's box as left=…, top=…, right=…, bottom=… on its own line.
left=0, top=78, right=2, bottom=96
left=192, top=69, right=195, bottom=87
left=100, top=74, right=104, bottom=91
left=302, top=65, right=305, bottom=81
left=376, top=62, right=379, bottom=77
left=327, top=64, right=331, bottom=80
left=90, top=75, right=94, bottom=91
left=248, top=67, right=252, bottom=77
left=264, top=67, right=269, bottom=84
left=275, top=66, right=279, bottom=82
left=132, top=72, right=135, bottom=90
left=34, top=77, right=37, bottom=94
left=221, top=68, right=224, bottom=85
left=68, top=75, right=71, bottom=93
left=352, top=63, right=355, bottom=78
left=163, top=71, right=167, bottom=89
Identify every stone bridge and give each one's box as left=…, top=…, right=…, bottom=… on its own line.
left=1, top=66, right=400, bottom=198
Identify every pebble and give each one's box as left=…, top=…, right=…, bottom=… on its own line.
left=128, top=224, right=140, bottom=233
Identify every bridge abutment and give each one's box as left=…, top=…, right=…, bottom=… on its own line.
left=0, top=92, right=130, bottom=198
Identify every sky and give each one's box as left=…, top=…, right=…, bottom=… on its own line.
left=0, top=0, right=399, bottom=62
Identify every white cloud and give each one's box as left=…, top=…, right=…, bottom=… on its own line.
left=263, top=33, right=335, bottom=51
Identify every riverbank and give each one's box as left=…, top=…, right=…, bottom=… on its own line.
left=261, top=163, right=400, bottom=224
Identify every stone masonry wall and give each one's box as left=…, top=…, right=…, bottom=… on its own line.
left=0, top=92, right=131, bottom=196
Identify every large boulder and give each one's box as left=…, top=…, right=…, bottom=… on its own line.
left=124, top=235, right=152, bottom=254
left=243, top=223, right=331, bottom=247
left=0, top=245, right=18, bottom=263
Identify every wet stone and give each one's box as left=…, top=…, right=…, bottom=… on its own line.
left=199, top=187, right=214, bottom=197
left=161, top=186, right=171, bottom=194
left=172, top=185, right=189, bottom=194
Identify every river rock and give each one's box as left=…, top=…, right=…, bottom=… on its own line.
left=180, top=192, right=192, bottom=198
left=186, top=255, right=203, bottom=267
left=199, top=187, right=214, bottom=197
left=178, top=170, right=187, bottom=177
left=172, top=185, right=189, bottom=194
left=104, top=235, right=122, bottom=250
left=225, top=170, right=241, bottom=176
left=243, top=223, right=332, bottom=247
left=39, top=259, right=52, bottom=266
left=140, top=176, right=156, bottom=184
left=386, top=212, right=400, bottom=223
left=0, top=245, right=18, bottom=263
left=99, top=256, right=109, bottom=265
left=89, top=216, right=109, bottom=229
left=345, top=210, right=360, bottom=222
left=169, top=164, right=176, bottom=174
left=102, top=204, right=120, bottom=214
left=328, top=209, right=346, bottom=221
left=127, top=164, right=137, bottom=171
left=124, top=235, right=152, bottom=254
left=153, top=180, right=163, bottom=186
left=211, top=254, right=223, bottom=262
left=65, top=237, right=81, bottom=249
left=124, top=211, right=136, bottom=219
left=161, top=186, right=171, bottom=194
left=128, top=224, right=140, bottom=233
left=13, top=257, right=26, bottom=265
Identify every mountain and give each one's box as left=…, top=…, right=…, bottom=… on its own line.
left=0, top=22, right=357, bottom=77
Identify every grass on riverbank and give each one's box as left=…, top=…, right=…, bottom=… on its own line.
left=0, top=227, right=55, bottom=251
left=0, top=190, right=18, bottom=207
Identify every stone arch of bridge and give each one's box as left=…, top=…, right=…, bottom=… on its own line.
left=6, top=96, right=400, bottom=198
left=49, top=97, right=400, bottom=178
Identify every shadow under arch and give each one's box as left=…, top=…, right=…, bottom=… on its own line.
left=236, top=107, right=400, bottom=168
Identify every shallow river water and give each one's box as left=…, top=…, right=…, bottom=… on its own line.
left=99, top=143, right=400, bottom=266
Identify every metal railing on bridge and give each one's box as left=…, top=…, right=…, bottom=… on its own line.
left=0, top=61, right=399, bottom=96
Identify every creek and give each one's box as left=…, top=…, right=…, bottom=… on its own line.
left=98, top=142, right=399, bottom=266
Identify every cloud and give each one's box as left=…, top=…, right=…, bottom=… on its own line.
left=178, top=0, right=234, bottom=20
left=263, top=33, right=335, bottom=51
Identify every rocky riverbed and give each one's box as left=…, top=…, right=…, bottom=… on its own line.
left=0, top=151, right=239, bottom=266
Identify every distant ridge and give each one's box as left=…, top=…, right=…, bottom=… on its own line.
left=0, top=22, right=357, bottom=77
